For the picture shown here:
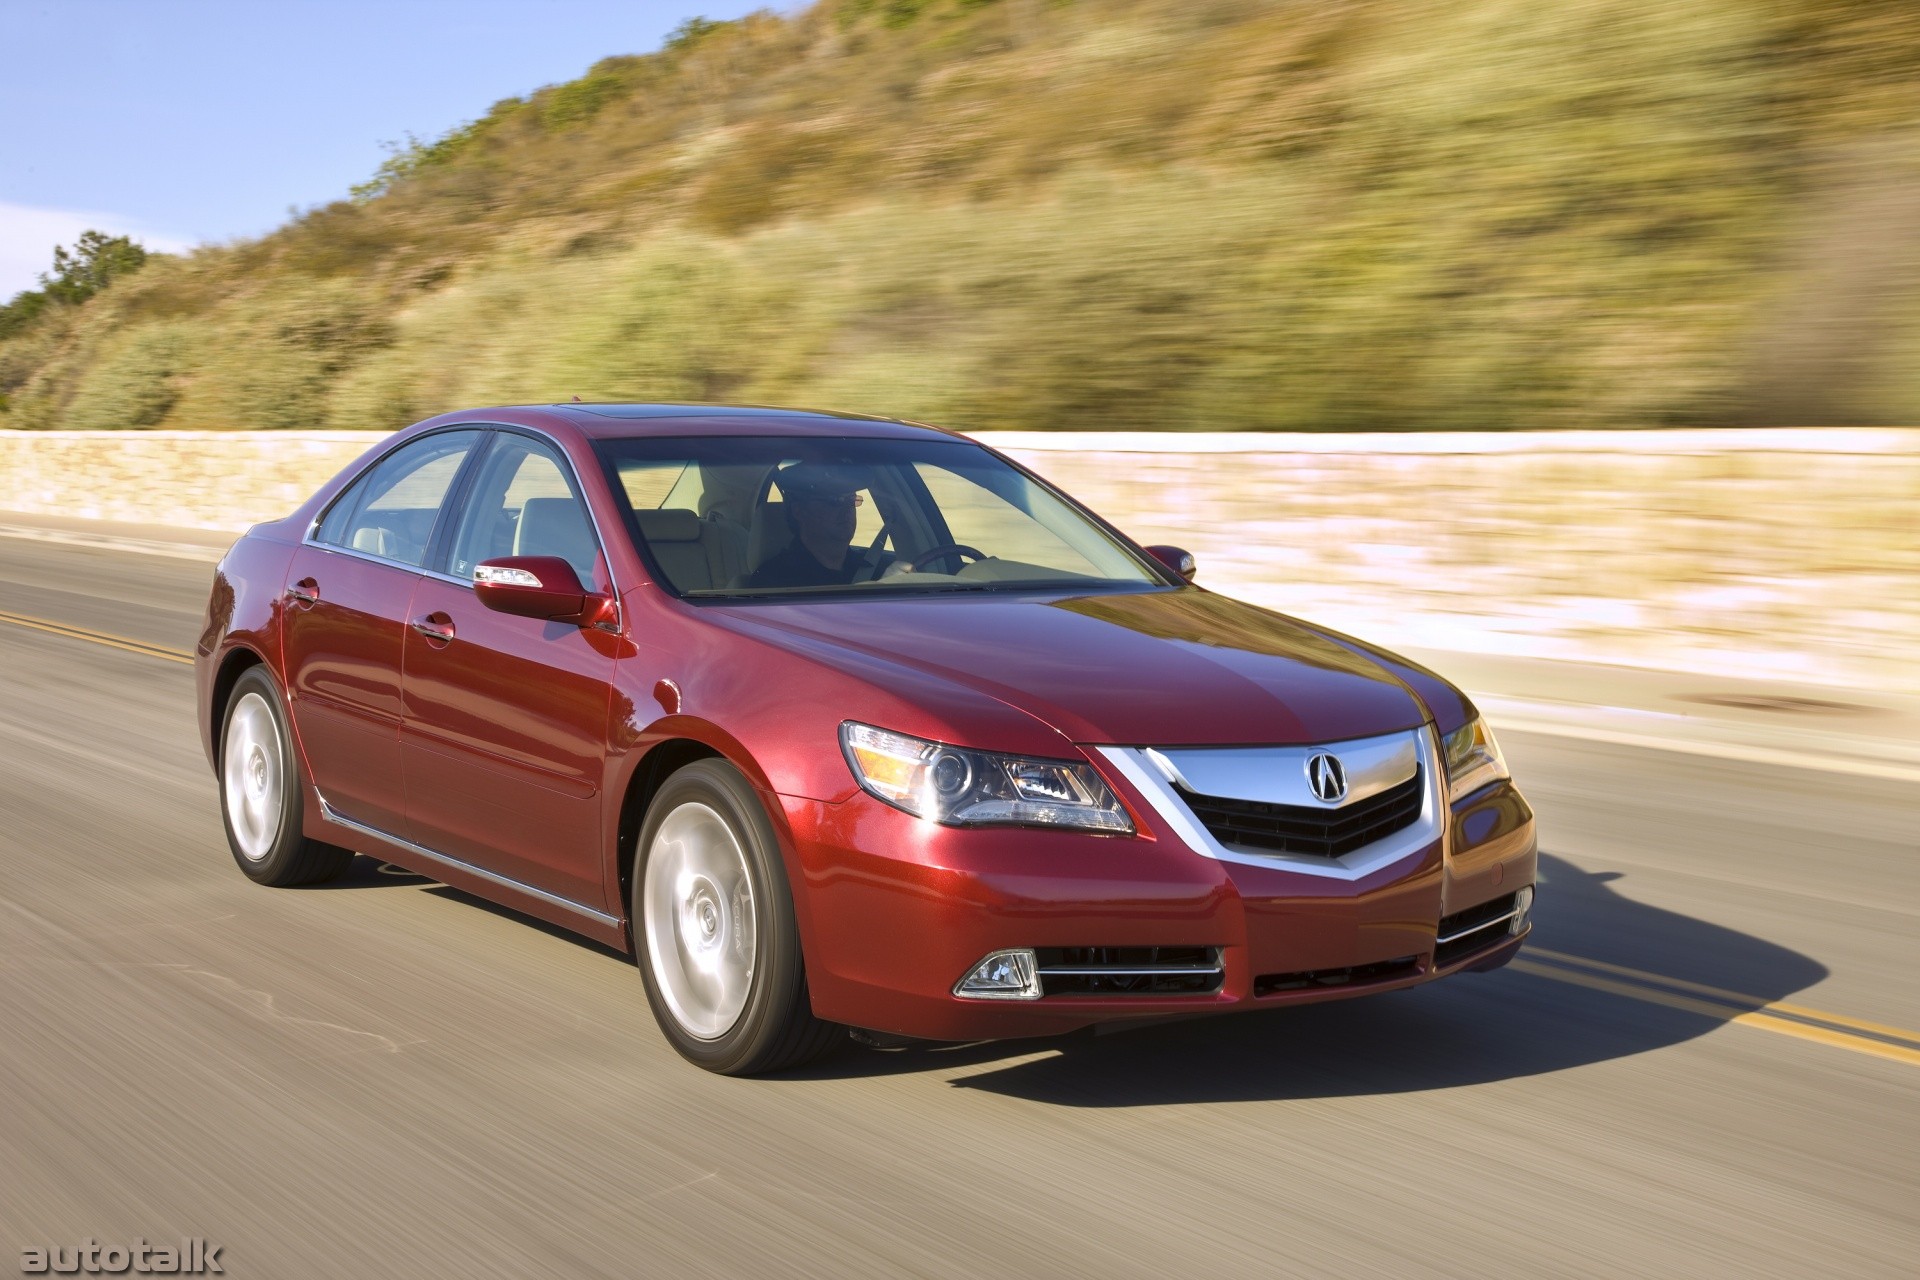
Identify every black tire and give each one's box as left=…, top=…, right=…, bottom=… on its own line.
left=632, top=759, right=842, bottom=1075
left=218, top=666, right=354, bottom=887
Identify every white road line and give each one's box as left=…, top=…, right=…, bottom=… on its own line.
left=0, top=522, right=226, bottom=562
left=1477, top=696, right=1920, bottom=785
left=0, top=713, right=199, bottom=785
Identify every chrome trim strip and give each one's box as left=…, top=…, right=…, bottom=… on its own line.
left=1436, top=907, right=1521, bottom=945
left=316, top=795, right=623, bottom=929
left=1145, top=730, right=1417, bottom=808
left=1037, top=965, right=1225, bottom=977
left=299, top=540, right=477, bottom=588
left=1096, top=726, right=1442, bottom=879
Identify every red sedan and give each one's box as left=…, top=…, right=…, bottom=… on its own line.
left=197, top=404, right=1536, bottom=1075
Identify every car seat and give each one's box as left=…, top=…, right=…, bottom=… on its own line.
left=633, top=509, right=748, bottom=593
left=515, top=496, right=599, bottom=585
left=350, top=524, right=411, bottom=563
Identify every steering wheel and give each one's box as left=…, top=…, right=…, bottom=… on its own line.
left=907, top=543, right=987, bottom=573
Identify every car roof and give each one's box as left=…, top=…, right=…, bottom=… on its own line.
left=493, top=402, right=965, bottom=442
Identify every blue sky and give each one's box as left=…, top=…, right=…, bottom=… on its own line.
left=0, top=0, right=772, bottom=298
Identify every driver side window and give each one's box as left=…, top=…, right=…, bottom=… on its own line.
left=446, top=434, right=602, bottom=587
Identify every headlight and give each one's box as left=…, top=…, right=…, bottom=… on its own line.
left=840, top=722, right=1134, bottom=834
left=1442, top=715, right=1510, bottom=804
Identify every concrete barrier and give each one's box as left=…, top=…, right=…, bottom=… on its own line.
left=3, top=427, right=1914, bottom=691
left=0, top=431, right=380, bottom=533
left=986, top=430, right=1920, bottom=693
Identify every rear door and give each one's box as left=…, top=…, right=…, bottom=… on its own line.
left=281, top=429, right=484, bottom=837
left=399, top=431, right=619, bottom=911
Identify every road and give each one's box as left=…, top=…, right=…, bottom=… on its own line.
left=1, top=534, right=1916, bottom=1278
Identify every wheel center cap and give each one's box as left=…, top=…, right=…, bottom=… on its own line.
left=686, top=878, right=724, bottom=950
left=248, top=749, right=267, bottom=795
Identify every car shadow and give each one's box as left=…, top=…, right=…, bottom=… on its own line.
left=294, top=858, right=439, bottom=889
left=294, top=857, right=634, bottom=960
left=784, top=852, right=1830, bottom=1103
left=421, top=882, right=636, bottom=963
left=301, top=849, right=1830, bottom=1103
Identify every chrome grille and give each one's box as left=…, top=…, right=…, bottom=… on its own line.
left=1097, top=730, right=1439, bottom=878
left=1177, top=768, right=1423, bottom=859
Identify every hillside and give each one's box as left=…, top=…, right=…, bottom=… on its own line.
left=4, top=0, right=1920, bottom=432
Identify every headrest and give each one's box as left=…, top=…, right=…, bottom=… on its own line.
left=351, top=526, right=398, bottom=558
left=696, top=463, right=768, bottom=522
left=776, top=462, right=865, bottom=503
left=635, top=508, right=702, bottom=543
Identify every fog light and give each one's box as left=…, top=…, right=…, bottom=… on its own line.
left=954, top=949, right=1041, bottom=1001
left=1511, top=885, right=1535, bottom=936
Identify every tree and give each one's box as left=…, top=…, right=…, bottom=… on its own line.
left=665, top=16, right=727, bottom=52
left=0, top=231, right=154, bottom=340
left=39, top=230, right=150, bottom=305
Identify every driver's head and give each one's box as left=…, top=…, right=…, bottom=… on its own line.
left=778, top=463, right=863, bottom=546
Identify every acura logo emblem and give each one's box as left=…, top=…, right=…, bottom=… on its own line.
left=1306, top=752, right=1347, bottom=803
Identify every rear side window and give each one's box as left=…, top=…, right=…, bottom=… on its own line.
left=315, top=431, right=481, bottom=567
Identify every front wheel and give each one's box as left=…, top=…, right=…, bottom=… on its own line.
left=634, top=759, right=841, bottom=1075
left=219, top=666, right=353, bottom=887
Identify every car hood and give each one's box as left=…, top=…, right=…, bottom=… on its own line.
left=706, top=588, right=1431, bottom=747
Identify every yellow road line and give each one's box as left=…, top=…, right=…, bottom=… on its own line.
left=1530, top=946, right=1920, bottom=1046
left=0, top=608, right=193, bottom=665
left=1511, top=958, right=1920, bottom=1069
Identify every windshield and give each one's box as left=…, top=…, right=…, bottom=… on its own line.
left=594, top=435, right=1168, bottom=599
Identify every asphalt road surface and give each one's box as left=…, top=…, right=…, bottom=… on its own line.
left=2, top=536, right=1916, bottom=1279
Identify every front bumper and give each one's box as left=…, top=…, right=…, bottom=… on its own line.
left=779, top=769, right=1537, bottom=1042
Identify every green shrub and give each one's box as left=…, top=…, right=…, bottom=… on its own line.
left=166, top=283, right=393, bottom=429
left=62, top=324, right=195, bottom=429
left=539, top=72, right=626, bottom=130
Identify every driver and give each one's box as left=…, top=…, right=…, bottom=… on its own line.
left=746, top=463, right=893, bottom=588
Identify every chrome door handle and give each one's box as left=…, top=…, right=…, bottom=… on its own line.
left=410, top=615, right=455, bottom=643
left=286, top=579, right=318, bottom=605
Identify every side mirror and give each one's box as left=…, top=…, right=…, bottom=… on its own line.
left=474, top=556, right=616, bottom=628
left=1145, top=545, right=1197, bottom=583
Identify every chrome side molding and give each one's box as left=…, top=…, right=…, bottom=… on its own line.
left=315, top=794, right=623, bottom=929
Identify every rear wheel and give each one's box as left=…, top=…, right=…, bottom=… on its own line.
left=219, top=666, right=353, bottom=886
left=634, top=759, right=841, bottom=1075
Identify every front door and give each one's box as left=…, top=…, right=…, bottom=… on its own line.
left=400, top=432, right=618, bottom=911
left=281, top=429, right=483, bottom=837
